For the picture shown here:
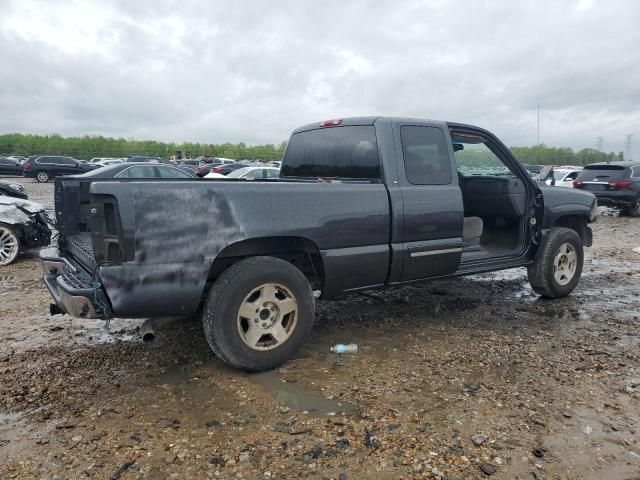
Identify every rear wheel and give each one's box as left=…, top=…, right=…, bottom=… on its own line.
left=0, top=224, right=20, bottom=266
left=627, top=196, right=640, bottom=217
left=202, top=256, right=315, bottom=372
left=36, top=171, right=49, bottom=183
left=528, top=227, right=583, bottom=298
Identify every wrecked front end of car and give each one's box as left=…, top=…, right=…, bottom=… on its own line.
left=0, top=197, right=52, bottom=266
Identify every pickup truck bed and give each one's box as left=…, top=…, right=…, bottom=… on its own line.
left=52, top=176, right=391, bottom=317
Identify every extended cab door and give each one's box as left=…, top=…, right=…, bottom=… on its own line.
left=395, top=122, right=464, bottom=281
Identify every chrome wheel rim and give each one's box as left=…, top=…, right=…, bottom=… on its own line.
left=236, top=282, right=298, bottom=351
left=37, top=172, right=48, bottom=182
left=0, top=227, right=19, bottom=265
left=553, top=242, right=577, bottom=286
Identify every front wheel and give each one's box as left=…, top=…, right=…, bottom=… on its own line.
left=36, top=171, right=50, bottom=183
left=0, top=224, right=20, bottom=266
left=528, top=227, right=584, bottom=298
left=202, top=256, right=315, bottom=372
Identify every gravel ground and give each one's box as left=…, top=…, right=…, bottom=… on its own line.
left=1, top=178, right=639, bottom=479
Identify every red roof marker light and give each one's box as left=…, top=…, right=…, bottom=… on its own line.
left=320, top=119, right=343, bottom=127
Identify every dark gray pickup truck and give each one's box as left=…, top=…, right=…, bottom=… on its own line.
left=41, top=117, right=597, bottom=371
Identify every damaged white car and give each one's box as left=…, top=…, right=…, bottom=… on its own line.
left=0, top=196, right=52, bottom=266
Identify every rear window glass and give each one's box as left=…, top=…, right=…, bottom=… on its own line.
left=578, top=165, right=628, bottom=181
left=281, top=126, right=380, bottom=179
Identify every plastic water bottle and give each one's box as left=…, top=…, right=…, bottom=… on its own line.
left=330, top=343, right=358, bottom=354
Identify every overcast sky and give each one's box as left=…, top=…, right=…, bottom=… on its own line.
left=1, top=0, right=639, bottom=157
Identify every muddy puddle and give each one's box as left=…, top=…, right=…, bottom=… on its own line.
left=250, top=371, right=356, bottom=417
left=543, top=406, right=640, bottom=478
left=139, top=359, right=357, bottom=422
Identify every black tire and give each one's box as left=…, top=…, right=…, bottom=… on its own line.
left=627, top=196, right=640, bottom=217
left=35, top=171, right=49, bottom=183
left=528, top=227, right=583, bottom=298
left=202, top=256, right=315, bottom=372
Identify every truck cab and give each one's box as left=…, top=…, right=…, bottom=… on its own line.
left=283, top=117, right=593, bottom=286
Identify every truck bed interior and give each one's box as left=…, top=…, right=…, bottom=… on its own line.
left=56, top=179, right=97, bottom=270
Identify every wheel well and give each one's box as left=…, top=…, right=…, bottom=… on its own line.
left=207, top=236, right=324, bottom=291
left=553, top=215, right=590, bottom=244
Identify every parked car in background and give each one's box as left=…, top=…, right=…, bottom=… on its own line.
left=268, top=161, right=282, bottom=168
left=23, top=155, right=96, bottom=182
left=195, top=164, right=214, bottom=177
left=0, top=157, right=24, bottom=176
left=523, top=164, right=543, bottom=178
left=174, top=164, right=198, bottom=175
left=93, top=158, right=125, bottom=167
left=215, top=157, right=236, bottom=165
left=211, top=162, right=245, bottom=176
left=175, top=159, right=200, bottom=167
left=0, top=196, right=51, bottom=266
left=78, top=162, right=196, bottom=179
left=558, top=165, right=582, bottom=170
left=7, top=156, right=26, bottom=165
left=205, top=166, right=280, bottom=180
left=553, top=168, right=582, bottom=188
left=0, top=180, right=28, bottom=199
left=89, top=157, right=124, bottom=164
left=574, top=161, right=640, bottom=216
left=124, top=156, right=163, bottom=163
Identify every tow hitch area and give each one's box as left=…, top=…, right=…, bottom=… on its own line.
left=40, top=247, right=111, bottom=319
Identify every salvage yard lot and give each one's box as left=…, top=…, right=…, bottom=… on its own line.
left=1, top=179, right=640, bottom=479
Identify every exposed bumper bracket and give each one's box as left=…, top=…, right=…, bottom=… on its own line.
left=40, top=247, right=111, bottom=320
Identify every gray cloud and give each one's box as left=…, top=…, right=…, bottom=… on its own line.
left=0, top=0, right=639, bottom=158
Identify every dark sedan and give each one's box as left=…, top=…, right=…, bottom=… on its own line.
left=78, top=162, right=196, bottom=179
left=0, top=157, right=23, bottom=176
left=0, top=180, right=28, bottom=199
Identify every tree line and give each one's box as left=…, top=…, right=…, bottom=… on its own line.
left=0, top=133, right=625, bottom=165
left=0, top=133, right=288, bottom=162
left=509, top=144, right=624, bottom=166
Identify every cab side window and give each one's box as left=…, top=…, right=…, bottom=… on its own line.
left=400, top=126, right=452, bottom=185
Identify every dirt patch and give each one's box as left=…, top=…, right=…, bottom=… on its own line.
left=1, top=180, right=639, bottom=479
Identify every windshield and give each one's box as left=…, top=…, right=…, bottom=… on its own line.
left=451, top=135, right=515, bottom=177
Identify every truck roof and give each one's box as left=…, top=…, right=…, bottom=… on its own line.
left=292, top=116, right=464, bottom=133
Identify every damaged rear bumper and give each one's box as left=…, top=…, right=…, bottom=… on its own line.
left=40, top=247, right=111, bottom=319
